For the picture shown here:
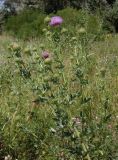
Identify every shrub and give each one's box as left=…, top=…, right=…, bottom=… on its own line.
left=57, top=8, right=87, bottom=26
left=102, top=0, right=118, bottom=32
left=4, top=9, right=46, bottom=39
left=56, top=7, right=103, bottom=39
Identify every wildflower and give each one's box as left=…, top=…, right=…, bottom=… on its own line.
left=42, top=51, right=50, bottom=59
left=49, top=16, right=63, bottom=26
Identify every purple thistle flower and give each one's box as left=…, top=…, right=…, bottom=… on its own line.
left=42, top=51, right=49, bottom=59
left=49, top=16, right=63, bottom=26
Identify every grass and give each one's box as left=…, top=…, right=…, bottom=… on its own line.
left=0, top=32, right=118, bottom=159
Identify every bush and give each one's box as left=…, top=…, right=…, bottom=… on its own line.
left=4, top=9, right=46, bottom=39
left=102, top=0, right=118, bottom=32
left=56, top=7, right=103, bottom=38
left=57, top=8, right=88, bottom=27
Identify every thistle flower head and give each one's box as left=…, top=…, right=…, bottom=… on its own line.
left=42, top=51, right=50, bottom=59
left=49, top=16, right=63, bottom=26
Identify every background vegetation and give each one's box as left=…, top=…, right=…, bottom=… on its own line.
left=4, top=8, right=103, bottom=39
left=1, top=0, right=118, bottom=39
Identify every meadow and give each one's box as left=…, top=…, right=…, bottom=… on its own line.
left=0, top=10, right=118, bottom=160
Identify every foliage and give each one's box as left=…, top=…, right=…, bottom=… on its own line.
left=103, top=0, right=118, bottom=32
left=3, top=0, right=115, bottom=13
left=4, top=8, right=103, bottom=39
left=4, top=9, right=46, bottom=39
left=2, top=0, right=118, bottom=36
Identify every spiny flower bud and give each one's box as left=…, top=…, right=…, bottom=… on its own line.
left=44, top=58, right=52, bottom=65
left=23, top=47, right=31, bottom=55
left=44, top=16, right=51, bottom=23
left=61, top=28, right=68, bottom=34
left=78, top=27, right=86, bottom=34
